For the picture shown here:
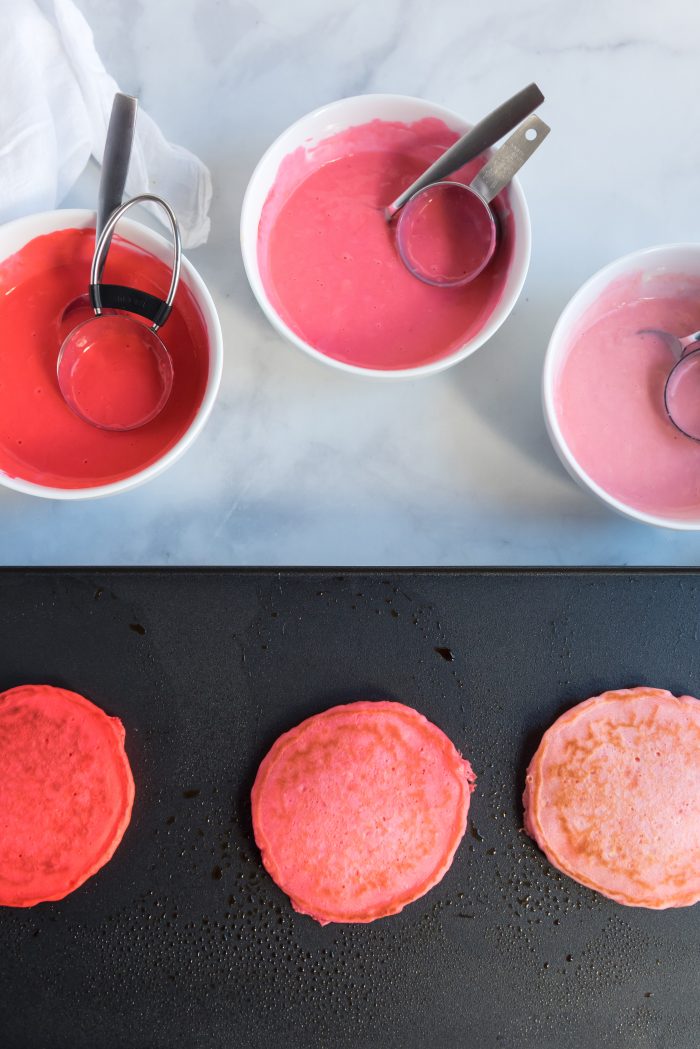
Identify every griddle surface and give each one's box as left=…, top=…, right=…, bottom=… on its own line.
left=0, top=569, right=698, bottom=1049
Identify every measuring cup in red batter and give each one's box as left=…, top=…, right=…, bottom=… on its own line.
left=57, top=194, right=181, bottom=432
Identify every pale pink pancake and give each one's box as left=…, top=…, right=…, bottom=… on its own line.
left=0, top=684, right=135, bottom=907
left=524, top=687, right=700, bottom=908
left=252, top=701, right=475, bottom=924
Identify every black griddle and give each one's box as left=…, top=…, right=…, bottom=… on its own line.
left=0, top=568, right=698, bottom=1049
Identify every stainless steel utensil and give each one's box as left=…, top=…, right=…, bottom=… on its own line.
left=639, top=326, right=700, bottom=440
left=57, top=194, right=181, bottom=432
left=384, top=82, right=544, bottom=220
left=59, top=93, right=138, bottom=338
left=396, top=114, right=550, bottom=287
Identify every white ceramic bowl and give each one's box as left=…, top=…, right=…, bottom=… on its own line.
left=543, top=242, right=700, bottom=530
left=0, top=209, right=223, bottom=500
left=241, top=93, right=532, bottom=378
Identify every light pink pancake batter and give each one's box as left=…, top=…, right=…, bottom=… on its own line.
left=257, top=118, right=515, bottom=370
left=555, top=272, right=700, bottom=518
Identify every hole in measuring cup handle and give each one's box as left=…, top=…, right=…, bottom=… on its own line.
left=89, top=284, right=170, bottom=327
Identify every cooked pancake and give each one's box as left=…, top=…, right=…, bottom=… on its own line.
left=523, top=687, right=700, bottom=908
left=0, top=684, right=135, bottom=907
left=252, top=700, right=475, bottom=924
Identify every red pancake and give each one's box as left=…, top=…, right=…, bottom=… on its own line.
left=523, top=687, right=700, bottom=908
left=251, top=700, right=475, bottom=924
left=0, top=684, right=135, bottom=907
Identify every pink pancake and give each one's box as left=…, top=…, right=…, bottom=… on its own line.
left=523, top=687, right=700, bottom=908
left=0, top=684, right=135, bottom=907
left=252, top=701, right=475, bottom=924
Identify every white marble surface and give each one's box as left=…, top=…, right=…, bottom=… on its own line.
left=3, top=0, right=700, bottom=565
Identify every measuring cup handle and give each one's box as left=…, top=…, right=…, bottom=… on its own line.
left=422, top=82, right=544, bottom=182
left=90, top=193, right=182, bottom=331
left=470, top=115, right=550, bottom=204
left=97, top=93, right=138, bottom=244
left=88, top=284, right=172, bottom=326
left=386, top=83, right=544, bottom=218
left=680, top=331, right=700, bottom=356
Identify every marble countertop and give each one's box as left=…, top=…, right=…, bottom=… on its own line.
left=3, top=0, right=700, bottom=565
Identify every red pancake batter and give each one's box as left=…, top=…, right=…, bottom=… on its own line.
left=252, top=700, right=476, bottom=924
left=0, top=228, right=209, bottom=488
left=258, top=118, right=515, bottom=370
left=0, top=684, right=135, bottom=907
left=59, top=314, right=173, bottom=430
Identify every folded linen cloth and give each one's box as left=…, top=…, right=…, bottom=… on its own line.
left=0, top=0, right=212, bottom=247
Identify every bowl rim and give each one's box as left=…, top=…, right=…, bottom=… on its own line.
left=240, top=92, right=532, bottom=379
left=542, top=240, right=700, bottom=530
left=0, top=208, right=223, bottom=500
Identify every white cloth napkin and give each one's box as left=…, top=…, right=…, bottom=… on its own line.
left=0, top=0, right=212, bottom=248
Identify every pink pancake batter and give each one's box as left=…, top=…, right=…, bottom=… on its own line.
left=0, top=228, right=209, bottom=489
left=555, top=272, right=700, bottom=518
left=397, top=182, right=497, bottom=285
left=258, top=118, right=515, bottom=370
